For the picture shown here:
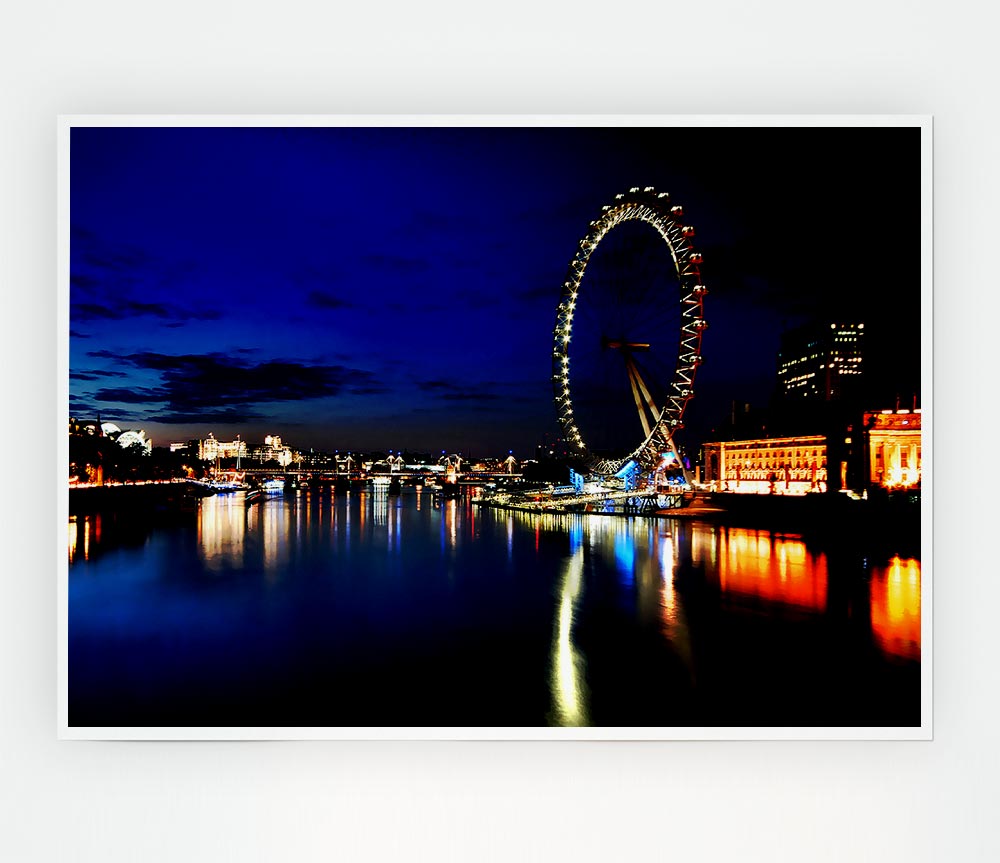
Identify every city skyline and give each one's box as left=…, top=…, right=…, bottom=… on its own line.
left=69, top=124, right=921, bottom=453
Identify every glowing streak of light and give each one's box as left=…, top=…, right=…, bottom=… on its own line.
left=870, top=556, right=921, bottom=660
left=549, top=548, right=589, bottom=726
left=68, top=519, right=77, bottom=563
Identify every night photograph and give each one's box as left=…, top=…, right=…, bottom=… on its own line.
left=64, top=121, right=925, bottom=732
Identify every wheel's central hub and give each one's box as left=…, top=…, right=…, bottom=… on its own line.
left=602, top=338, right=650, bottom=352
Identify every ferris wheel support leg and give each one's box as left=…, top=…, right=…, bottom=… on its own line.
left=662, top=427, right=694, bottom=488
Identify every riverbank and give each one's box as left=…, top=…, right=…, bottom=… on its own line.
left=69, top=480, right=206, bottom=515
left=474, top=489, right=921, bottom=557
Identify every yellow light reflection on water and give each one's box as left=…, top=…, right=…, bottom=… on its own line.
left=446, top=500, right=457, bottom=550
left=870, top=556, right=921, bottom=660
left=549, top=547, right=590, bottom=726
left=68, top=517, right=77, bottom=563
left=658, top=531, right=680, bottom=627
left=260, top=498, right=295, bottom=578
left=198, top=495, right=246, bottom=571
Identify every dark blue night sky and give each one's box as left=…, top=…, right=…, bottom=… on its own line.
left=69, top=124, right=921, bottom=455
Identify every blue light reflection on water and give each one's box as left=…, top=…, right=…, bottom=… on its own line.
left=614, top=529, right=635, bottom=586
left=68, top=489, right=921, bottom=727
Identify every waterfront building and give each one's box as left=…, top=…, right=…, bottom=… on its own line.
left=866, top=409, right=922, bottom=489
left=115, top=429, right=152, bottom=455
left=702, top=435, right=829, bottom=495
left=777, top=322, right=864, bottom=401
left=73, top=420, right=153, bottom=455
left=701, top=408, right=921, bottom=495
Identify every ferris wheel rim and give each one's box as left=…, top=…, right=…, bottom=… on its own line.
left=552, top=187, right=707, bottom=473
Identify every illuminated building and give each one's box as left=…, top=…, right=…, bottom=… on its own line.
left=80, top=420, right=153, bottom=454
left=702, top=435, right=828, bottom=495
left=866, top=409, right=921, bottom=489
left=777, top=322, right=864, bottom=401
left=198, top=433, right=248, bottom=462
left=116, top=429, right=152, bottom=455
left=250, top=434, right=293, bottom=467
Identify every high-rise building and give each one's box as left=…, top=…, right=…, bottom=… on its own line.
left=777, top=322, right=865, bottom=401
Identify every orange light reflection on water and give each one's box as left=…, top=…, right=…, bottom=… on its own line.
left=870, top=556, right=921, bottom=660
left=698, top=527, right=828, bottom=613
left=68, top=514, right=103, bottom=563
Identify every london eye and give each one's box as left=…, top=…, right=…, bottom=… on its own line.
left=552, top=187, right=707, bottom=477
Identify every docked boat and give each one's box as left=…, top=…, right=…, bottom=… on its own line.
left=209, top=479, right=245, bottom=493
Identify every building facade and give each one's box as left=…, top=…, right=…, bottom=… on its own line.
left=777, top=322, right=864, bottom=401
left=702, top=435, right=829, bottom=495
left=198, top=433, right=248, bottom=462
left=866, top=409, right=922, bottom=490
left=249, top=434, right=293, bottom=467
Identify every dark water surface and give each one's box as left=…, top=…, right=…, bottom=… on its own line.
left=68, top=487, right=921, bottom=727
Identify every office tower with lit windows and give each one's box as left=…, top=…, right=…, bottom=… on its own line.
left=777, top=322, right=865, bottom=402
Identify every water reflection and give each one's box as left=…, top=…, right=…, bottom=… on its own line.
left=259, top=497, right=291, bottom=575
left=69, top=490, right=921, bottom=726
left=870, top=556, right=921, bottom=660
left=444, top=499, right=457, bottom=551
left=657, top=528, right=694, bottom=676
left=549, top=546, right=589, bottom=726
left=197, top=494, right=247, bottom=571
left=694, top=526, right=828, bottom=612
left=68, top=517, right=78, bottom=563
left=67, top=513, right=107, bottom=563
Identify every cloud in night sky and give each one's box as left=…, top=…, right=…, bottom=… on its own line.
left=69, top=369, right=128, bottom=382
left=71, top=226, right=216, bottom=328
left=86, top=351, right=386, bottom=421
left=148, top=408, right=268, bottom=425
left=73, top=299, right=222, bottom=323
left=306, top=290, right=353, bottom=310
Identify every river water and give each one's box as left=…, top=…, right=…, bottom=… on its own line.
left=68, top=487, right=921, bottom=728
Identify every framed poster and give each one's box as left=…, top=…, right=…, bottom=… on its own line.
left=58, top=116, right=930, bottom=739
